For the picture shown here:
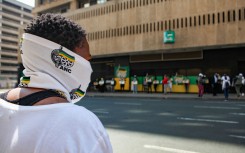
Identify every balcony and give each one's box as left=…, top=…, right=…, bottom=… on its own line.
left=0, top=66, right=18, bottom=71
left=1, top=12, right=32, bottom=24
left=0, top=43, right=18, bottom=50
left=0, top=27, right=19, bottom=35
left=0, top=52, right=18, bottom=57
left=0, top=20, right=21, bottom=29
left=0, top=35, right=18, bottom=42
left=0, top=58, right=18, bottom=64
left=0, top=3, right=33, bottom=17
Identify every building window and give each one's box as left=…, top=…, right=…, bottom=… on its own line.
left=181, top=18, right=183, bottom=28
left=203, top=15, right=205, bottom=25
left=208, top=14, right=210, bottom=24
left=228, top=11, right=230, bottom=22
left=233, top=10, right=236, bottom=21
left=173, top=19, right=175, bottom=29
left=161, top=21, right=163, bottom=30
left=189, top=17, right=192, bottom=27
left=168, top=20, right=171, bottom=29
left=198, top=15, right=201, bottom=25
left=212, top=13, right=215, bottom=24
left=177, top=19, right=179, bottom=28
left=185, top=17, right=188, bottom=27
left=238, top=9, right=241, bottom=21
left=244, top=8, right=245, bottom=20
left=222, top=11, right=225, bottom=22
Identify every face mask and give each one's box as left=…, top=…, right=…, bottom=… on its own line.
left=19, top=33, right=93, bottom=103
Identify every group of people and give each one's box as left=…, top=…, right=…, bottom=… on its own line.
left=93, top=72, right=245, bottom=101
left=198, top=73, right=245, bottom=101
left=132, top=74, right=157, bottom=94
left=133, top=74, right=174, bottom=94
left=93, top=77, right=116, bottom=92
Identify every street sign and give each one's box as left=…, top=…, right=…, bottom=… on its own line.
left=163, top=30, right=175, bottom=44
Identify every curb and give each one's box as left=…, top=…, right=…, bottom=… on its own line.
left=86, top=92, right=245, bottom=101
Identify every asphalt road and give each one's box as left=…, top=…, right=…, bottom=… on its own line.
left=77, top=97, right=245, bottom=153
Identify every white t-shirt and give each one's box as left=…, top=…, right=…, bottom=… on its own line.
left=221, top=75, right=230, bottom=90
left=0, top=100, right=113, bottom=153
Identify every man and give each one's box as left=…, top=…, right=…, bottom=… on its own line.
left=98, top=77, right=105, bottom=92
left=221, top=74, right=230, bottom=101
left=0, top=13, right=112, bottom=153
left=132, top=75, right=138, bottom=94
left=146, top=74, right=153, bottom=93
left=197, top=73, right=205, bottom=97
left=212, top=73, right=219, bottom=96
left=119, top=77, right=125, bottom=91
left=110, top=78, right=116, bottom=92
left=162, top=74, right=169, bottom=94
left=234, top=73, right=244, bottom=97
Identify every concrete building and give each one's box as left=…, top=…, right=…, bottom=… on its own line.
left=0, top=0, right=33, bottom=87
left=32, top=0, right=245, bottom=92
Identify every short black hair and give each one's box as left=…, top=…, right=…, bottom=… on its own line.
left=24, top=13, right=86, bottom=51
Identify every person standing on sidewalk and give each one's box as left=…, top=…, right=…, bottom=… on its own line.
left=119, top=77, right=125, bottom=91
left=132, top=75, right=138, bottom=94
left=162, top=75, right=169, bottom=94
left=146, top=74, right=153, bottom=93
left=197, top=73, right=205, bottom=97
left=233, top=73, right=244, bottom=97
left=168, top=75, right=173, bottom=93
left=0, top=13, right=112, bottom=153
left=98, top=77, right=105, bottom=93
left=110, top=78, right=116, bottom=92
left=221, top=74, right=230, bottom=101
left=211, top=73, right=219, bottom=96
left=153, top=76, right=159, bottom=92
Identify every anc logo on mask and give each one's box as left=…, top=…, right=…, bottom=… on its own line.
left=19, top=76, right=30, bottom=87
left=70, top=85, right=85, bottom=100
left=51, top=46, right=75, bottom=73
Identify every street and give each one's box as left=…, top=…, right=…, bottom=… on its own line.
left=77, top=96, right=245, bottom=153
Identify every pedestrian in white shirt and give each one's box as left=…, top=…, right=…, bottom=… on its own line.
left=221, top=74, right=230, bottom=101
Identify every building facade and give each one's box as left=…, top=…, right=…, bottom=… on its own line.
left=33, top=0, right=245, bottom=92
left=0, top=0, right=33, bottom=87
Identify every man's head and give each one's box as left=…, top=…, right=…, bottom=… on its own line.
left=24, top=13, right=89, bottom=56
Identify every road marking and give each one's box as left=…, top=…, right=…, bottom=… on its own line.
left=92, top=110, right=109, bottom=114
left=237, top=105, right=245, bottom=107
left=92, top=97, right=105, bottom=100
left=114, top=102, right=141, bottom=106
left=230, top=113, right=245, bottom=116
left=144, top=145, right=201, bottom=153
left=177, top=117, right=238, bottom=124
left=194, top=106, right=240, bottom=110
left=229, top=135, right=245, bottom=139
left=140, top=99, right=161, bottom=102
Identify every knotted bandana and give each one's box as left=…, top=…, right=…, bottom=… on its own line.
left=19, top=33, right=93, bottom=103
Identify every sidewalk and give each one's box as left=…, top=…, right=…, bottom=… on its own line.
left=1, top=88, right=244, bottom=101
left=86, top=91, right=245, bottom=101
